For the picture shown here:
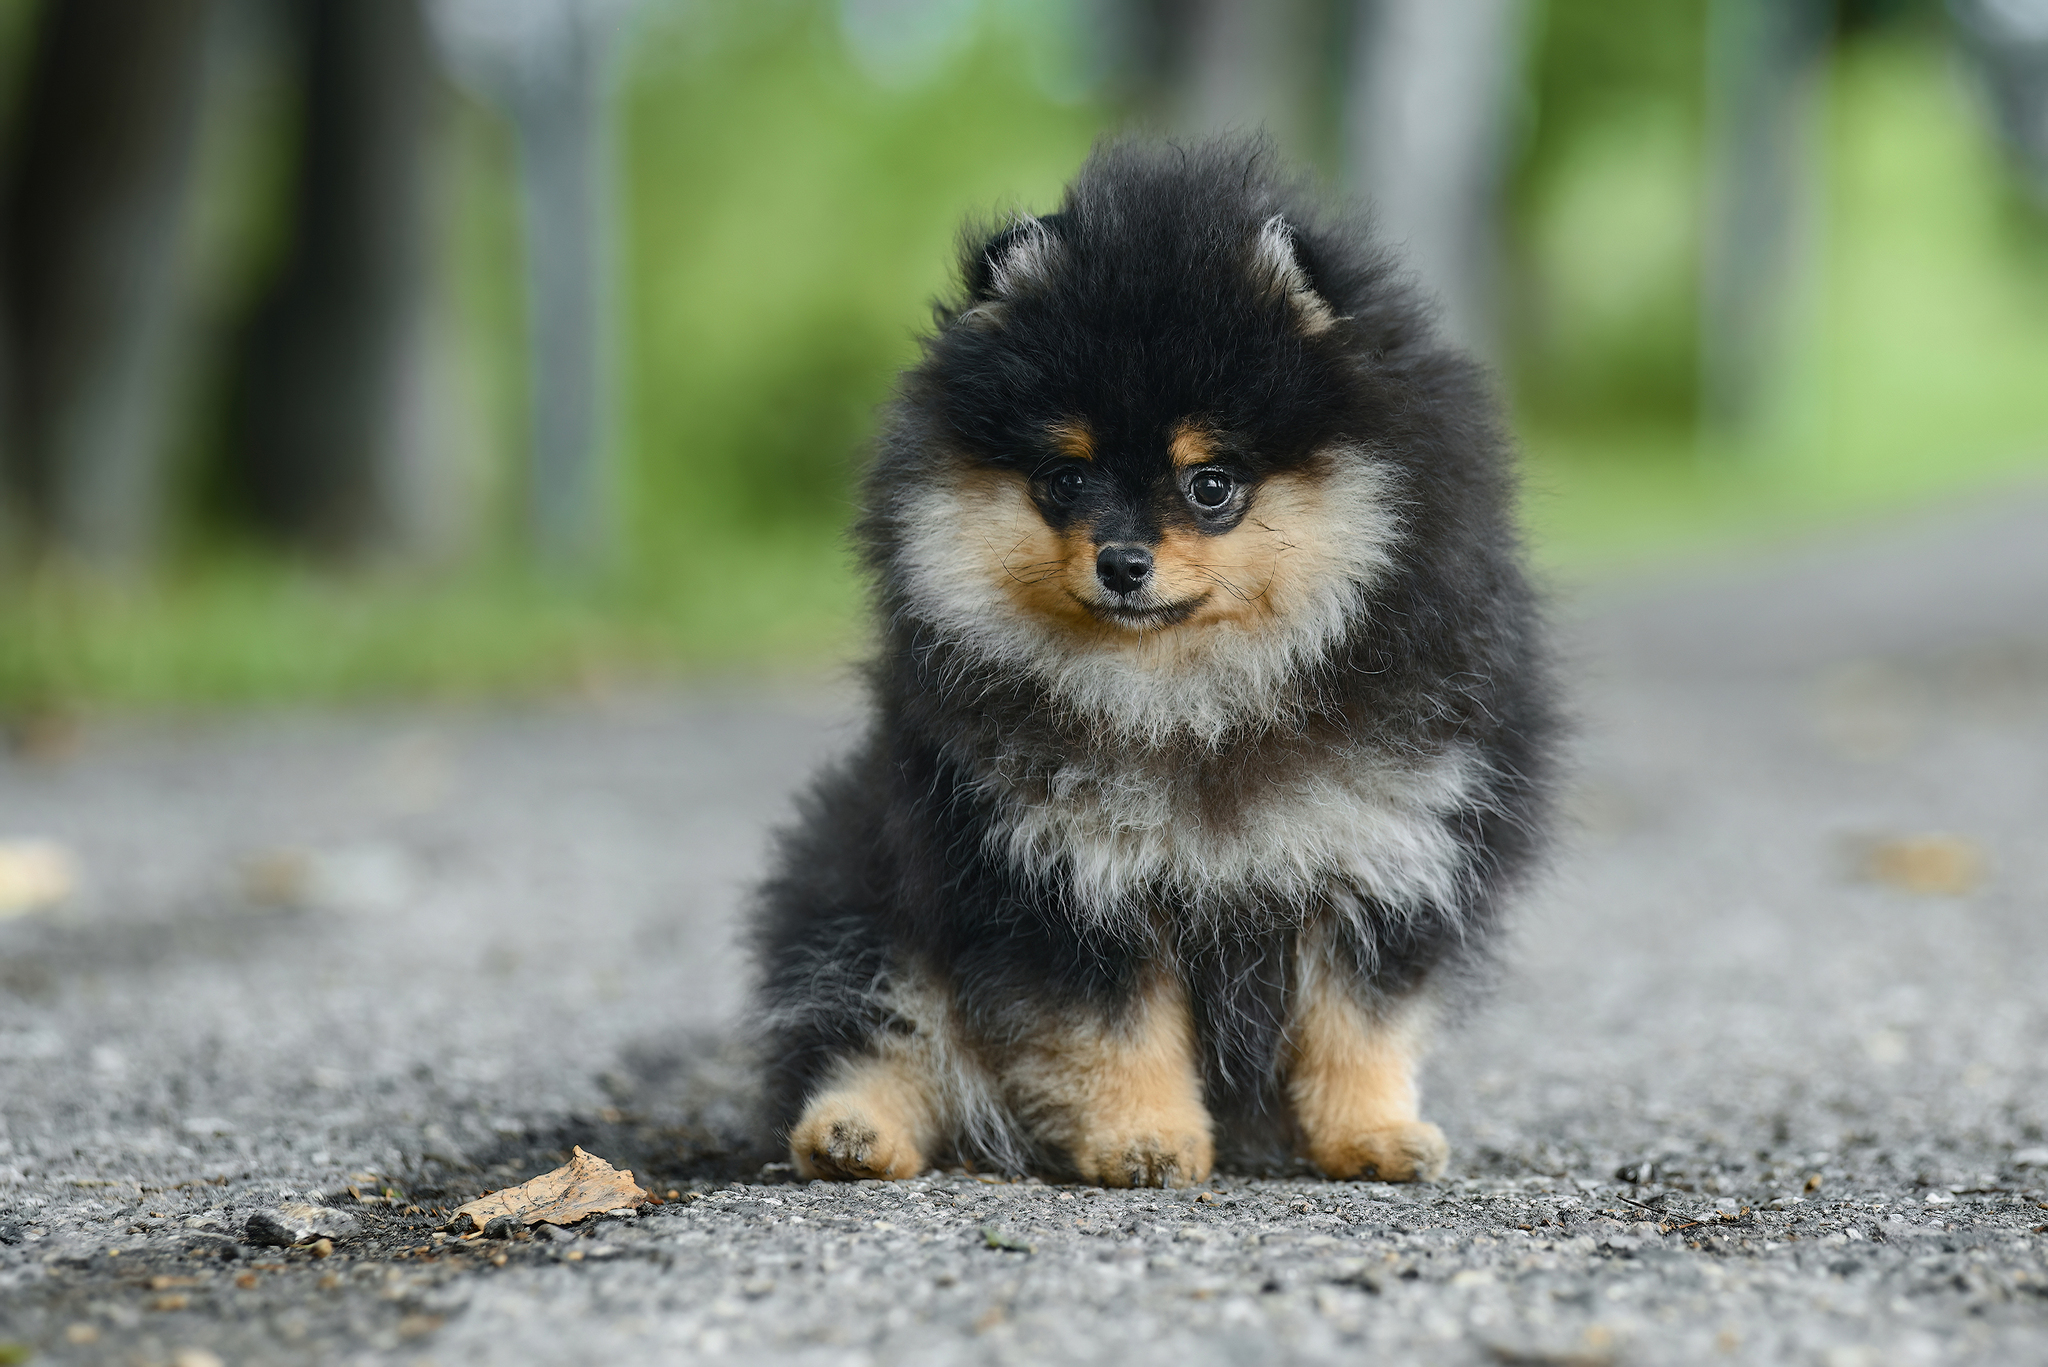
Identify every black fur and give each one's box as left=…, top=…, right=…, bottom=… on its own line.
left=751, top=138, right=1555, bottom=1175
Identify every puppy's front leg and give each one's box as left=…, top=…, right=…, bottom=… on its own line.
left=1003, top=973, right=1214, bottom=1188
left=788, top=1052, right=940, bottom=1181
left=1289, top=977, right=1448, bottom=1182
left=787, top=971, right=978, bottom=1181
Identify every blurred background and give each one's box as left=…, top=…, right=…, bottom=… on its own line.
left=0, top=0, right=2045, bottom=711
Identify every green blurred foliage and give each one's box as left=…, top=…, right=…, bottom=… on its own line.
left=1516, top=23, right=2048, bottom=574
left=1512, top=0, right=1707, bottom=427
left=0, top=0, right=36, bottom=124
left=620, top=5, right=1101, bottom=551
left=2, top=0, right=2047, bottom=709
left=1, top=0, right=1108, bottom=707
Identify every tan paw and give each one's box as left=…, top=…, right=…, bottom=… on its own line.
left=1309, top=1121, right=1448, bottom=1182
left=1070, top=1129, right=1215, bottom=1189
left=789, top=1098, right=925, bottom=1181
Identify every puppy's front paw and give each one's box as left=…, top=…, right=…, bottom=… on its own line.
left=789, top=1097, right=925, bottom=1181
left=1071, top=1128, right=1215, bottom=1189
left=1309, top=1121, right=1448, bottom=1183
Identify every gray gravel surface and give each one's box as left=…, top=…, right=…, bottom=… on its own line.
left=2, top=490, right=2047, bottom=1366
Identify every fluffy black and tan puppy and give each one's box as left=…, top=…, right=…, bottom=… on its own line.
left=751, top=139, right=1552, bottom=1187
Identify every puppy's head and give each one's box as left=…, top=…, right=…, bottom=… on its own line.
left=879, top=143, right=1408, bottom=738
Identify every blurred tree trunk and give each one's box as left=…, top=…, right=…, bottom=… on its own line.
left=431, top=0, right=626, bottom=569
left=1171, top=0, right=1333, bottom=167
left=226, top=0, right=443, bottom=558
left=1342, top=0, right=1531, bottom=362
left=1698, top=0, right=1830, bottom=437
left=1949, top=0, right=2048, bottom=201
left=509, top=25, right=615, bottom=567
left=3, top=0, right=216, bottom=568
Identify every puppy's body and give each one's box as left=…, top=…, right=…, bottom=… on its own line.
left=752, top=141, right=1553, bottom=1186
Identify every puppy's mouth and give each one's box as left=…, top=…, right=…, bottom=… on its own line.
left=1073, top=591, right=1211, bottom=629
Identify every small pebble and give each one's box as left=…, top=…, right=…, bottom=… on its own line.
left=245, top=1202, right=360, bottom=1248
left=0, top=838, right=76, bottom=918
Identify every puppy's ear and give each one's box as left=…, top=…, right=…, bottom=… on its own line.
left=1253, top=215, right=1338, bottom=336
left=967, top=213, right=1066, bottom=304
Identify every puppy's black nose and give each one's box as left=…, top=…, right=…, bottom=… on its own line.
left=1095, top=544, right=1153, bottom=595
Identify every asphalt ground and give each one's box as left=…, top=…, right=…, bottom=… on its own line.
left=1, top=487, right=2046, bottom=1366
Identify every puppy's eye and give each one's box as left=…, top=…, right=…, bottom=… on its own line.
left=1046, top=467, right=1086, bottom=506
left=1188, top=471, right=1234, bottom=509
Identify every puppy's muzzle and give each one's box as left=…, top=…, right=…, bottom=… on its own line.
left=1096, top=543, right=1153, bottom=596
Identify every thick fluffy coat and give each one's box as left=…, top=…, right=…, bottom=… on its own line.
left=751, top=140, right=1553, bottom=1186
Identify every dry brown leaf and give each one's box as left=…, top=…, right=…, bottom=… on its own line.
left=1862, top=834, right=1983, bottom=896
left=452, top=1146, right=651, bottom=1229
left=0, top=838, right=76, bottom=918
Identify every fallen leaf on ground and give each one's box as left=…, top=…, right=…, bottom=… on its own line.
left=451, top=1146, right=651, bottom=1230
left=0, top=839, right=75, bottom=918
left=1859, top=834, right=1983, bottom=895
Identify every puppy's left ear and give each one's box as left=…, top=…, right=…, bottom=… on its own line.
left=966, top=213, right=1066, bottom=304
left=1254, top=216, right=1338, bottom=336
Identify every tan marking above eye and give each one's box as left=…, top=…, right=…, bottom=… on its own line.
left=1047, top=420, right=1094, bottom=462
left=1168, top=421, right=1218, bottom=470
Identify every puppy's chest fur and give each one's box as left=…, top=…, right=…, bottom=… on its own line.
left=956, top=724, right=1478, bottom=919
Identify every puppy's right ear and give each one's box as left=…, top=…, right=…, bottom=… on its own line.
left=965, top=213, right=1067, bottom=306
left=1254, top=215, right=1338, bottom=336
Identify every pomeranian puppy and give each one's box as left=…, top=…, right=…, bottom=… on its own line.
left=751, top=139, right=1552, bottom=1187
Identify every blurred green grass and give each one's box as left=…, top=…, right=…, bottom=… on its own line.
left=1520, top=32, right=2048, bottom=572
left=2, top=9, right=2045, bottom=711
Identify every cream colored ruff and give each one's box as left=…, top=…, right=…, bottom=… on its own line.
left=894, top=447, right=1483, bottom=923
left=983, top=739, right=1482, bottom=922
